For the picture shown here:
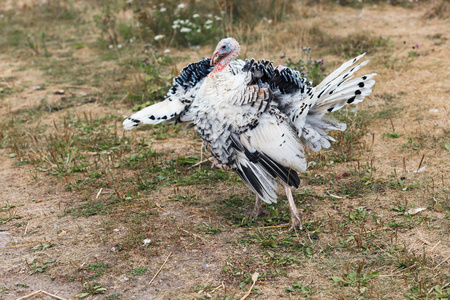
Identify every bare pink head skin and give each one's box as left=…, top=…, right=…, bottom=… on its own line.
left=210, top=37, right=241, bottom=74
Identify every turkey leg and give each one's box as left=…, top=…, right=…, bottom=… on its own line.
left=245, top=195, right=266, bottom=218
left=283, top=183, right=302, bottom=230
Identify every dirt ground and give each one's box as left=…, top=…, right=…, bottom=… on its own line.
left=0, top=1, right=449, bottom=300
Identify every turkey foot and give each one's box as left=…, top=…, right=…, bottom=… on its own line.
left=283, top=183, right=303, bottom=231
left=244, top=196, right=267, bottom=218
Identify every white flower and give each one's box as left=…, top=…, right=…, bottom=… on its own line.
left=193, top=14, right=200, bottom=18
left=160, top=7, right=167, bottom=12
left=214, top=16, right=222, bottom=21
left=154, top=35, right=164, bottom=40
left=197, top=29, right=201, bottom=33
left=118, top=44, right=123, bottom=49
left=143, top=239, right=152, bottom=245
left=164, top=49, right=171, bottom=54
left=177, top=3, right=185, bottom=9
left=129, top=38, right=134, bottom=43
left=205, top=20, right=213, bottom=25
left=172, top=24, right=180, bottom=29
left=180, top=27, right=191, bottom=33
left=108, top=44, right=113, bottom=49
left=207, top=14, right=212, bottom=18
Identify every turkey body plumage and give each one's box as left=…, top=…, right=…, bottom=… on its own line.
left=123, top=38, right=376, bottom=230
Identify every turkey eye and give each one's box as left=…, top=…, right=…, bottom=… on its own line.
left=221, top=45, right=226, bottom=49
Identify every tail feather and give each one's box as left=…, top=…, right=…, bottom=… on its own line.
left=312, top=73, right=376, bottom=114
left=122, top=99, right=186, bottom=130
left=299, top=116, right=347, bottom=151
left=314, top=53, right=367, bottom=93
left=291, top=54, right=376, bottom=152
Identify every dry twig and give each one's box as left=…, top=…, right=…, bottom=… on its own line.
left=24, top=222, right=30, bottom=235
left=210, top=282, right=225, bottom=294
left=240, top=272, right=259, bottom=300
left=186, top=209, right=215, bottom=220
left=232, top=224, right=289, bottom=231
left=0, top=241, right=41, bottom=249
left=429, top=241, right=441, bottom=253
left=148, top=251, right=173, bottom=285
left=17, top=290, right=67, bottom=300
left=433, top=254, right=450, bottom=270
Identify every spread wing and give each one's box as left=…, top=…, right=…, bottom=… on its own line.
left=123, top=58, right=212, bottom=129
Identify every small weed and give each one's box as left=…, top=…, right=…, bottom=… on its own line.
left=76, top=282, right=107, bottom=298
left=388, top=177, right=420, bottom=191
left=445, top=142, right=450, bottom=151
left=32, top=242, right=54, bottom=251
left=428, top=283, right=450, bottom=298
left=0, top=213, right=20, bottom=225
left=408, top=50, right=419, bottom=58
left=104, top=293, right=123, bottom=300
left=384, top=131, right=402, bottom=138
left=131, top=267, right=149, bottom=276
left=85, top=262, right=108, bottom=280
left=192, top=283, right=214, bottom=293
left=1, top=202, right=16, bottom=212
left=285, top=282, right=313, bottom=297
left=0, top=285, right=10, bottom=294
left=68, top=198, right=119, bottom=217
left=330, top=32, right=391, bottom=58
left=29, top=257, right=55, bottom=274
left=194, top=222, right=223, bottom=235
left=87, top=262, right=107, bottom=271
left=284, top=47, right=326, bottom=85
left=402, top=137, right=422, bottom=150
left=330, top=261, right=378, bottom=292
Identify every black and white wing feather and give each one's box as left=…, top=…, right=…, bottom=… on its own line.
left=123, top=58, right=213, bottom=130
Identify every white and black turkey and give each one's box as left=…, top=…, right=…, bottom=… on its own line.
left=123, top=37, right=376, bottom=230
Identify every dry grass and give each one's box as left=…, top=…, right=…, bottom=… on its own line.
left=0, top=1, right=449, bottom=299
left=423, top=0, right=449, bottom=19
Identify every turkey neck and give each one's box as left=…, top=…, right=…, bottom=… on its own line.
left=211, top=45, right=241, bottom=75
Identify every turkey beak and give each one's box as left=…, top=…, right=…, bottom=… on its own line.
left=211, top=51, right=219, bottom=66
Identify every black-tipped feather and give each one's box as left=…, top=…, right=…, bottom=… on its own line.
left=237, top=165, right=264, bottom=197
left=243, top=59, right=275, bottom=86
left=170, top=58, right=213, bottom=94
left=231, top=135, right=300, bottom=189
left=258, top=153, right=300, bottom=188
left=270, top=68, right=306, bottom=94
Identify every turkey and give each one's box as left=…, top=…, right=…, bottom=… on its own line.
left=123, top=37, right=376, bottom=230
